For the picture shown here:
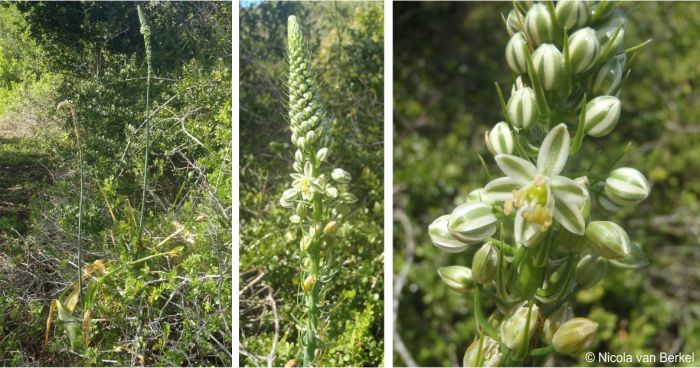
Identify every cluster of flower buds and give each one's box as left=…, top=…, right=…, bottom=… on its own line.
left=281, top=16, right=357, bottom=365
left=432, top=2, right=652, bottom=365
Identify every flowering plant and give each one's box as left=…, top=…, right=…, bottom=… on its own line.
left=429, top=1, right=651, bottom=365
left=280, top=15, right=357, bottom=366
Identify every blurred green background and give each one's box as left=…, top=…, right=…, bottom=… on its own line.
left=239, top=1, right=384, bottom=366
left=393, top=2, right=700, bottom=366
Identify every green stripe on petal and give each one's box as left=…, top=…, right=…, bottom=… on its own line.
left=495, top=154, right=537, bottom=184
left=537, top=123, right=570, bottom=177
left=551, top=176, right=588, bottom=205
left=553, top=196, right=585, bottom=235
left=485, top=177, right=521, bottom=201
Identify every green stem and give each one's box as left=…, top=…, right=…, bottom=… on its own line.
left=474, top=286, right=500, bottom=340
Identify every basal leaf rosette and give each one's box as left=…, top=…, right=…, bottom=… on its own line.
left=485, top=124, right=588, bottom=246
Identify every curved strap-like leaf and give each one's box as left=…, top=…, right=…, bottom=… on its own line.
left=495, top=154, right=537, bottom=185
left=484, top=177, right=521, bottom=201
left=537, top=123, right=570, bottom=177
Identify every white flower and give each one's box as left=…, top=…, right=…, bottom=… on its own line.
left=485, top=124, right=588, bottom=246
left=291, top=173, right=321, bottom=201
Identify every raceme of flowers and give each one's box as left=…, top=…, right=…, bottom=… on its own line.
left=429, top=1, right=652, bottom=366
left=280, top=15, right=357, bottom=366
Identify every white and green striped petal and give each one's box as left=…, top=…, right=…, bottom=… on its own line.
left=525, top=4, right=554, bottom=45
left=495, top=154, right=537, bottom=184
left=486, top=122, right=515, bottom=155
left=584, top=96, right=621, bottom=137
left=506, top=9, right=524, bottom=36
left=598, top=193, right=624, bottom=212
left=604, top=167, right=650, bottom=206
left=553, top=195, right=585, bottom=235
left=448, top=202, right=497, bottom=244
left=506, top=32, right=529, bottom=75
left=514, top=207, right=545, bottom=247
left=537, top=123, right=570, bottom=177
left=568, top=28, right=600, bottom=73
left=532, top=44, right=564, bottom=91
left=429, top=215, right=469, bottom=253
left=555, top=0, right=589, bottom=30
left=484, top=177, right=521, bottom=201
left=466, top=188, right=493, bottom=203
left=590, top=54, right=625, bottom=96
left=507, top=87, right=538, bottom=129
left=551, top=175, right=587, bottom=205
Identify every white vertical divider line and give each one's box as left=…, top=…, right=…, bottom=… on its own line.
left=233, top=2, right=240, bottom=367
left=383, top=0, right=394, bottom=366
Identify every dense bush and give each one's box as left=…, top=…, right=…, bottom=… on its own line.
left=394, top=2, right=700, bottom=366
left=239, top=2, right=384, bottom=366
left=0, top=3, right=231, bottom=366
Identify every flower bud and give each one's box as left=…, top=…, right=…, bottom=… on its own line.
left=279, top=197, right=293, bottom=208
left=323, top=221, right=337, bottom=235
left=506, top=32, right=529, bottom=75
left=552, top=317, right=598, bottom=355
left=525, top=4, right=554, bottom=45
left=485, top=122, right=514, bottom=155
left=300, top=235, right=311, bottom=252
left=325, top=186, right=338, bottom=198
left=575, top=254, right=608, bottom=289
left=290, top=215, right=301, bottom=224
left=585, top=221, right=631, bottom=259
left=437, top=266, right=472, bottom=292
left=463, top=336, right=501, bottom=367
left=448, top=202, right=497, bottom=244
left=568, top=28, right=600, bottom=73
left=500, top=303, right=540, bottom=350
left=604, top=167, right=650, bottom=207
left=507, top=87, right=538, bottom=129
left=543, top=304, right=573, bottom=344
left=511, top=76, right=526, bottom=95
left=532, top=44, right=564, bottom=90
left=555, top=0, right=589, bottom=30
left=472, top=242, right=499, bottom=284
left=340, top=192, right=358, bottom=203
left=590, top=53, right=626, bottom=96
left=295, top=149, right=303, bottom=162
left=506, top=9, right=524, bottom=36
left=282, top=188, right=299, bottom=202
left=584, top=96, right=621, bottom=137
left=331, top=168, right=352, bottom=184
left=316, top=147, right=329, bottom=162
left=302, top=275, right=315, bottom=292
left=596, top=10, right=627, bottom=51
left=429, top=215, right=469, bottom=253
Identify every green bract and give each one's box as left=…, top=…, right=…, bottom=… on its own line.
left=590, top=53, right=626, bottom=96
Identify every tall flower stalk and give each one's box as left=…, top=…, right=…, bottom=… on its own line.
left=429, top=1, right=652, bottom=365
left=137, top=4, right=152, bottom=251
left=282, top=16, right=357, bottom=366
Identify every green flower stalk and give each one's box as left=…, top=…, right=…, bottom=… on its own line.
left=429, top=1, right=652, bottom=365
left=282, top=15, right=356, bottom=366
